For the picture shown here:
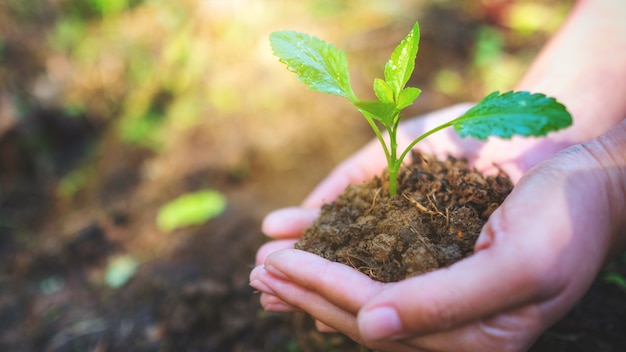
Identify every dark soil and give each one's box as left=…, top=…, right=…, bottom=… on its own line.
left=297, top=152, right=513, bottom=282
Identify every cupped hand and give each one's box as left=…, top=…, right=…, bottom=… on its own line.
left=251, top=119, right=626, bottom=351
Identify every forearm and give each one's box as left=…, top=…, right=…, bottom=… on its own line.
left=515, top=0, right=626, bottom=141
left=518, top=0, right=626, bottom=254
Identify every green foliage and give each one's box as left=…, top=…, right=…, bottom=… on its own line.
left=473, top=26, right=504, bottom=68
left=118, top=111, right=167, bottom=148
left=451, top=91, right=573, bottom=139
left=383, top=22, right=420, bottom=101
left=105, top=255, right=139, bottom=288
left=47, top=0, right=211, bottom=150
left=59, top=0, right=140, bottom=18
left=57, top=166, right=95, bottom=197
left=49, top=17, right=86, bottom=51
left=270, top=21, right=572, bottom=196
left=601, top=252, right=626, bottom=289
left=270, top=31, right=356, bottom=101
left=157, top=190, right=227, bottom=232
left=603, top=273, right=626, bottom=289
left=271, top=23, right=422, bottom=195
left=39, top=276, right=64, bottom=295
left=86, top=0, right=130, bottom=16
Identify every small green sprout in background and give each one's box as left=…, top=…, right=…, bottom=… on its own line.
left=39, top=276, right=65, bottom=295
left=603, top=272, right=626, bottom=289
left=156, top=189, right=227, bottom=232
left=270, top=21, right=572, bottom=196
left=601, top=252, right=626, bottom=290
left=104, top=255, right=139, bottom=288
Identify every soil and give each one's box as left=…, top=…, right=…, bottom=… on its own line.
left=297, top=152, right=513, bottom=282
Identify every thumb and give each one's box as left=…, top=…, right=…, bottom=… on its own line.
left=357, top=123, right=626, bottom=343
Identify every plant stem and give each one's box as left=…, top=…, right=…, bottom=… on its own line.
left=387, top=121, right=454, bottom=197
left=363, top=115, right=392, bottom=166
left=387, top=113, right=401, bottom=196
left=397, top=121, right=454, bottom=170
left=388, top=166, right=399, bottom=196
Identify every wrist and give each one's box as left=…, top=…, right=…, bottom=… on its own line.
left=583, top=120, right=626, bottom=259
left=559, top=120, right=626, bottom=262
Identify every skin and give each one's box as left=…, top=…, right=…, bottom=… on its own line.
left=250, top=0, right=626, bottom=350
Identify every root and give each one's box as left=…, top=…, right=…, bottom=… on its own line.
left=403, top=193, right=447, bottom=220
left=427, top=193, right=449, bottom=224
left=367, top=188, right=382, bottom=213
left=410, top=226, right=438, bottom=260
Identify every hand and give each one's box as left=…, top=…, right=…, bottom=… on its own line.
left=250, top=120, right=626, bottom=351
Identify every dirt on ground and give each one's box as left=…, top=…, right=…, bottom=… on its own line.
left=298, top=152, right=512, bottom=282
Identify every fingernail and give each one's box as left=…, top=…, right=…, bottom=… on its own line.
left=250, top=279, right=275, bottom=295
left=359, top=306, right=403, bottom=340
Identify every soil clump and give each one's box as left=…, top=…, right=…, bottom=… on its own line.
left=297, top=152, right=513, bottom=282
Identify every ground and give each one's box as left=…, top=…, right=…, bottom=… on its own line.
left=1, top=1, right=625, bottom=351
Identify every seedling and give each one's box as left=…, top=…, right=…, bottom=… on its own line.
left=157, top=189, right=227, bottom=232
left=270, top=22, right=572, bottom=196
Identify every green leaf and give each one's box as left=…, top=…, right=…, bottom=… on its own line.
left=105, top=255, right=138, bottom=288
left=373, top=78, right=394, bottom=103
left=384, top=22, right=420, bottom=98
left=355, top=101, right=397, bottom=126
left=603, top=272, right=626, bottom=289
left=157, top=190, right=227, bottom=232
left=397, top=87, right=422, bottom=110
left=451, top=91, right=573, bottom=140
left=270, top=31, right=356, bottom=102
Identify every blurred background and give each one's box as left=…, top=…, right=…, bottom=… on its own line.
left=1, top=0, right=625, bottom=351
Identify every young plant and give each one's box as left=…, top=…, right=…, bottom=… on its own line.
left=270, top=22, right=572, bottom=196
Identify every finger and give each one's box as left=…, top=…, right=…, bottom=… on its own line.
left=389, top=304, right=544, bottom=352
left=262, top=207, right=319, bottom=238
left=260, top=292, right=299, bottom=312
left=264, top=249, right=385, bottom=315
left=252, top=258, right=359, bottom=334
left=254, top=259, right=416, bottom=352
left=315, top=320, right=339, bottom=333
left=255, top=239, right=297, bottom=265
left=251, top=264, right=298, bottom=312
left=356, top=242, right=558, bottom=342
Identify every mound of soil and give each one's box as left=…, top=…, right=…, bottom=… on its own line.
left=297, top=152, right=513, bottom=282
